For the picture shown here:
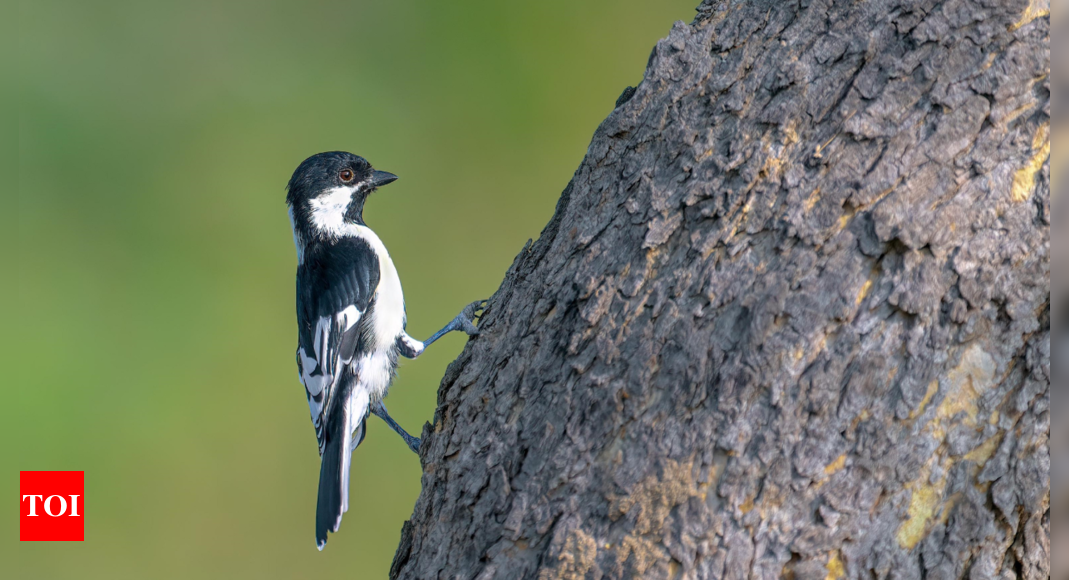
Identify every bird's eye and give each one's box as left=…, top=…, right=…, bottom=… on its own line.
left=339, top=169, right=355, bottom=183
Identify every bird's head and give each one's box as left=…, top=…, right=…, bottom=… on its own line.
left=286, top=151, right=398, bottom=239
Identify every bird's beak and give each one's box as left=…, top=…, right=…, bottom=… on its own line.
left=369, top=170, right=399, bottom=189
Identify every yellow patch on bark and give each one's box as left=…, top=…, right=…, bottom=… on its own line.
left=615, top=535, right=668, bottom=576
left=964, top=434, right=1002, bottom=465
left=1034, top=122, right=1050, bottom=150
left=909, top=380, right=939, bottom=420
left=762, top=153, right=786, bottom=185
left=609, top=458, right=700, bottom=531
left=782, top=123, right=800, bottom=145
left=804, top=187, right=822, bottom=211
left=855, top=279, right=874, bottom=306
left=838, top=214, right=851, bottom=230
left=898, top=344, right=1000, bottom=549
left=1010, top=0, right=1049, bottom=31
left=824, top=454, right=847, bottom=476
left=897, top=466, right=947, bottom=550
left=1011, top=127, right=1049, bottom=202
left=539, top=529, right=599, bottom=580
left=825, top=551, right=846, bottom=580
left=937, top=343, right=996, bottom=425
left=608, top=458, right=715, bottom=575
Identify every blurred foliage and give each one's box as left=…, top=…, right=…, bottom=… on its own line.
left=11, top=0, right=695, bottom=577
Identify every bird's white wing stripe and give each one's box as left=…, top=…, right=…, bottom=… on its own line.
left=298, top=306, right=365, bottom=446
left=300, top=350, right=329, bottom=396
left=339, top=305, right=360, bottom=331
left=339, top=401, right=351, bottom=524
left=314, top=317, right=329, bottom=362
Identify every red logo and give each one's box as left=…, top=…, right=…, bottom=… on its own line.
left=20, top=471, right=84, bottom=541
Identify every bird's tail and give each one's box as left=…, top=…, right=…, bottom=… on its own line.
left=315, top=393, right=368, bottom=551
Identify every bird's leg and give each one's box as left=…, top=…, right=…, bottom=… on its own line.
left=423, top=299, right=486, bottom=347
left=399, top=300, right=486, bottom=358
left=371, top=400, right=421, bottom=454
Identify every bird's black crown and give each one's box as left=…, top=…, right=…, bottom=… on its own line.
left=286, top=151, right=374, bottom=206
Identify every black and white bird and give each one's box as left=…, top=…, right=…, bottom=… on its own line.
left=285, top=151, right=484, bottom=550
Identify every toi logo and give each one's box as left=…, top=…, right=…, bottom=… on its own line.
left=20, top=471, right=84, bottom=541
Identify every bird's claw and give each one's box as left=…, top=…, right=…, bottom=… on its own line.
left=457, top=299, right=487, bottom=336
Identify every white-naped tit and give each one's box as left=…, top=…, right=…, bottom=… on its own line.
left=285, top=151, right=484, bottom=550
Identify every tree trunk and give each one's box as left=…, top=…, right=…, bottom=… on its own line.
left=391, top=0, right=1050, bottom=578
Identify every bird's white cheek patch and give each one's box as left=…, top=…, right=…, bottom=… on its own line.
left=309, top=186, right=360, bottom=237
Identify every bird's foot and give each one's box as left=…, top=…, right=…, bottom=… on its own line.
left=420, top=300, right=488, bottom=350
left=455, top=300, right=487, bottom=336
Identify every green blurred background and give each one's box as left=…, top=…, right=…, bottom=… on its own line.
left=12, top=1, right=694, bottom=577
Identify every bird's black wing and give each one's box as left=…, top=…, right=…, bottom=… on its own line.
left=295, top=236, right=380, bottom=454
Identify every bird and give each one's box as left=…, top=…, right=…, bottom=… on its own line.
left=285, top=151, right=484, bottom=550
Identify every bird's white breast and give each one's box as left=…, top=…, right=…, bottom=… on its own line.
left=353, top=224, right=405, bottom=349
left=352, top=224, right=405, bottom=399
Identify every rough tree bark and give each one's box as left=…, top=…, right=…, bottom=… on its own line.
left=392, top=0, right=1050, bottom=578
